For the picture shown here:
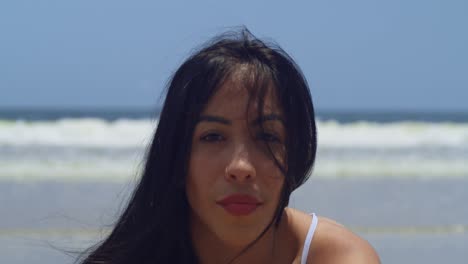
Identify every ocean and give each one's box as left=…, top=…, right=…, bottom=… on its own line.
left=1, top=109, right=467, bottom=263
left=1, top=109, right=468, bottom=182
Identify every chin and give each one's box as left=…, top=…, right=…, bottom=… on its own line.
left=219, top=232, right=259, bottom=248
left=213, top=222, right=267, bottom=248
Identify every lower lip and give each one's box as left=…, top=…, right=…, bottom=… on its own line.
left=220, top=203, right=259, bottom=216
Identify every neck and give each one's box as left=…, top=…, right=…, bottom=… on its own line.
left=191, top=218, right=277, bottom=264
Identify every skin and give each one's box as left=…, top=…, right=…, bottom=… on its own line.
left=186, top=77, right=381, bottom=264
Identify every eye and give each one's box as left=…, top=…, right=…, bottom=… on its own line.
left=200, top=132, right=225, bottom=142
left=257, top=132, right=281, bottom=143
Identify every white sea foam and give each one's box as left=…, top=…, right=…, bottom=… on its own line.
left=0, top=159, right=140, bottom=182
left=2, top=156, right=468, bottom=182
left=1, top=118, right=468, bottom=148
left=0, top=118, right=155, bottom=148
left=314, top=157, right=468, bottom=178
left=1, top=118, right=468, bottom=181
left=317, top=120, right=468, bottom=148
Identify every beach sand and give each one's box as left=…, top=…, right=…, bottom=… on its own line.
left=1, top=178, right=467, bottom=263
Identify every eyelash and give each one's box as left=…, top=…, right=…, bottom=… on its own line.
left=258, top=132, right=281, bottom=143
left=200, top=133, right=225, bottom=142
left=199, top=132, right=281, bottom=143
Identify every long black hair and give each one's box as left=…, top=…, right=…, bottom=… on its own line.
left=78, top=27, right=317, bottom=264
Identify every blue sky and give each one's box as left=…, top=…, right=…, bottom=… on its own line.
left=1, top=0, right=467, bottom=111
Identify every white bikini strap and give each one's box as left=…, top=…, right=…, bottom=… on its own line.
left=301, top=213, right=318, bottom=264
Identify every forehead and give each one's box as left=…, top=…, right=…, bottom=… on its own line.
left=201, top=78, right=282, bottom=120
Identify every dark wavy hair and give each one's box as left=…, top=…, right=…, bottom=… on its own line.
left=78, top=27, right=317, bottom=264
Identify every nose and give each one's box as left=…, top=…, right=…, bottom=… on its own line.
left=224, top=144, right=256, bottom=183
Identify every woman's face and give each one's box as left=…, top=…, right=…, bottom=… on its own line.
left=186, top=78, right=286, bottom=247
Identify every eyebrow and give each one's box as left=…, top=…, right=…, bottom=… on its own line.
left=197, top=114, right=285, bottom=126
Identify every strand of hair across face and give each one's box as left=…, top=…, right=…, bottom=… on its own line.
left=225, top=216, right=277, bottom=264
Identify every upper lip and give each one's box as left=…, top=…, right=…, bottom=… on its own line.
left=216, top=194, right=262, bottom=205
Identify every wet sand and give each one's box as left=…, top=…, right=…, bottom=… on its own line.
left=1, top=178, right=467, bottom=263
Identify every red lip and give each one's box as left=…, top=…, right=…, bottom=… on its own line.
left=216, top=194, right=262, bottom=216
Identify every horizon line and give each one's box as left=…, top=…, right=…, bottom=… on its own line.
left=1, top=106, right=468, bottom=114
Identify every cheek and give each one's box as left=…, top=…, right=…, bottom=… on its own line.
left=259, top=155, right=285, bottom=183
left=186, top=153, right=219, bottom=214
left=266, top=173, right=285, bottom=201
left=259, top=163, right=286, bottom=207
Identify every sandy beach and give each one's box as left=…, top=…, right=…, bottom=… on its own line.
left=1, top=178, right=467, bottom=263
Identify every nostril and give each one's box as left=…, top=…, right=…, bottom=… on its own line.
left=227, top=173, right=252, bottom=181
left=225, top=161, right=256, bottom=181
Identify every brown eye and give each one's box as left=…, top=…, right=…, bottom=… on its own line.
left=200, top=132, right=224, bottom=142
left=256, top=132, right=281, bottom=143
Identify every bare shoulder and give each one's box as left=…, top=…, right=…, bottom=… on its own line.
left=284, top=208, right=381, bottom=264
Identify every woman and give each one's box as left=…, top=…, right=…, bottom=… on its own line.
left=79, top=28, right=380, bottom=264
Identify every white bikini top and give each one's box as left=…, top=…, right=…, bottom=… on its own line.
left=300, top=213, right=318, bottom=264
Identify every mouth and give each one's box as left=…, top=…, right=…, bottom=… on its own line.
left=216, top=194, right=262, bottom=216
